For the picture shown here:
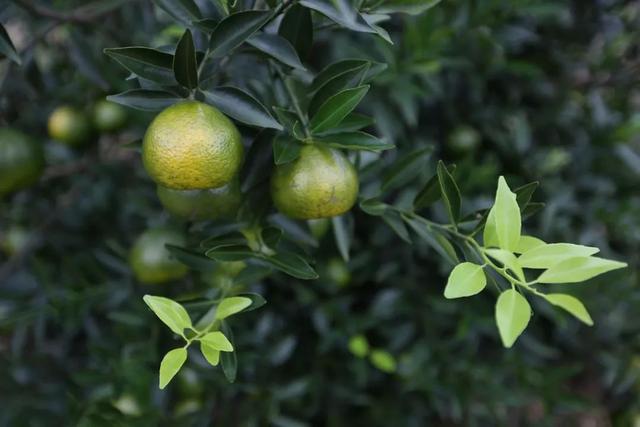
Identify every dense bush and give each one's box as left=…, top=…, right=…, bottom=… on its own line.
left=1, top=0, right=639, bottom=425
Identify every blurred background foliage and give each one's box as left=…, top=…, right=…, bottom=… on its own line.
left=1, top=0, right=640, bottom=425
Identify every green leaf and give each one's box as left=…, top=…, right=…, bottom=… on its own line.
left=444, top=262, right=487, bottom=299
left=436, top=161, right=461, bottom=226
left=413, top=164, right=456, bottom=210
left=248, top=33, right=305, bottom=70
left=483, top=207, right=499, bottom=248
left=200, top=342, right=220, bottom=366
left=404, top=216, right=459, bottom=266
left=316, top=131, right=394, bottom=152
left=309, top=63, right=369, bottom=116
left=278, top=4, right=313, bottom=59
left=260, top=252, right=319, bottom=280
left=159, top=348, right=187, bottom=389
left=154, top=0, right=202, bottom=23
left=519, top=243, right=600, bottom=269
left=332, top=215, right=352, bottom=262
left=544, top=293, right=594, bottom=326
left=309, top=85, right=370, bottom=134
left=205, top=245, right=255, bottom=262
left=220, top=322, right=237, bottom=382
left=107, top=89, right=182, bottom=111
left=143, top=295, right=192, bottom=337
left=514, top=235, right=545, bottom=254
left=359, top=198, right=388, bottom=216
left=382, top=210, right=411, bottom=243
left=484, top=248, right=525, bottom=282
left=0, top=23, right=21, bottom=65
left=202, top=87, right=283, bottom=130
left=232, top=293, right=267, bottom=312
left=495, top=289, right=531, bottom=348
left=165, top=245, right=215, bottom=272
left=348, top=334, right=370, bottom=358
left=310, top=59, right=370, bottom=93
left=209, top=10, right=273, bottom=58
left=381, top=147, right=432, bottom=192
left=104, top=47, right=174, bottom=83
left=273, top=135, right=302, bottom=165
left=299, top=0, right=375, bottom=34
left=215, top=297, right=252, bottom=320
left=173, top=29, right=198, bottom=89
left=376, top=0, right=442, bottom=15
left=314, top=113, right=374, bottom=135
left=491, top=176, right=521, bottom=251
left=514, top=181, right=539, bottom=210
left=522, top=202, right=545, bottom=219
left=537, top=257, right=627, bottom=284
left=200, top=331, right=234, bottom=352
left=369, top=349, right=397, bottom=373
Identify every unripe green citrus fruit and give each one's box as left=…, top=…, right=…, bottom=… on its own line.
left=308, top=218, right=330, bottom=240
left=129, top=227, right=188, bottom=284
left=326, top=257, right=350, bottom=286
left=271, top=144, right=358, bottom=219
left=1, top=225, right=31, bottom=255
left=93, top=99, right=127, bottom=132
left=0, top=128, right=44, bottom=195
left=142, top=101, right=243, bottom=190
left=157, top=177, right=242, bottom=221
left=48, top=105, right=93, bottom=146
left=448, top=125, right=480, bottom=154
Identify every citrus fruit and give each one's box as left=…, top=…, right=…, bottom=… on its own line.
left=142, top=101, right=243, bottom=190
left=326, top=257, right=350, bottom=286
left=93, top=99, right=127, bottom=132
left=129, top=227, right=188, bottom=284
left=0, top=128, right=44, bottom=195
left=448, top=125, right=480, bottom=154
left=271, top=144, right=358, bottom=219
left=157, top=177, right=242, bottom=221
left=308, top=218, right=330, bottom=240
left=48, top=105, right=93, bottom=146
left=1, top=225, right=31, bottom=255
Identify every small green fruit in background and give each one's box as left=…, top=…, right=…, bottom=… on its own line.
left=448, top=125, right=480, bottom=154
left=48, top=105, right=93, bottom=146
left=369, top=349, right=397, bottom=373
left=348, top=334, right=370, bottom=358
left=93, top=99, right=127, bottom=132
left=1, top=225, right=31, bottom=255
left=157, top=178, right=242, bottom=221
left=326, top=257, right=350, bottom=286
left=308, top=218, right=330, bottom=240
left=0, top=128, right=44, bottom=195
left=129, top=227, right=188, bottom=284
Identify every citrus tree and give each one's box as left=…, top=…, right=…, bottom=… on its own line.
left=2, top=0, right=638, bottom=424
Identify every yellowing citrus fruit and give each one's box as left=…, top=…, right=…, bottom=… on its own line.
left=142, top=101, right=243, bottom=190
left=0, top=128, right=44, bottom=195
left=271, top=144, right=358, bottom=219
left=93, top=99, right=127, bottom=132
left=156, top=177, right=242, bottom=221
left=129, top=227, right=188, bottom=284
left=48, top=105, right=93, bottom=146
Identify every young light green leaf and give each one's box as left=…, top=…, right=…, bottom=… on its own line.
left=0, top=23, right=21, bottom=65
left=514, top=235, right=545, bottom=254
left=436, top=161, right=461, bottom=226
left=159, top=347, right=187, bottom=389
left=537, top=256, right=627, bottom=284
left=309, top=85, right=370, bottom=134
left=483, top=207, right=499, bottom=248
left=200, top=331, right=234, bottom=352
left=444, top=262, right=487, bottom=299
left=484, top=248, right=525, bottom=282
left=519, top=243, right=599, bottom=269
left=209, top=10, right=273, bottom=58
left=348, top=334, right=370, bottom=358
left=544, top=293, right=594, bottom=326
left=173, top=29, right=198, bottom=89
left=273, top=135, right=301, bottom=165
left=369, top=349, right=397, bottom=373
left=143, top=295, right=192, bottom=337
left=215, top=297, right=252, bottom=321
left=247, top=32, right=305, bottom=70
left=495, top=289, right=531, bottom=348
left=492, top=176, right=521, bottom=251
left=104, top=47, right=174, bottom=83
left=107, top=89, right=182, bottom=111
left=315, top=131, right=394, bottom=152
left=200, top=342, right=220, bottom=366
left=202, top=87, right=283, bottom=130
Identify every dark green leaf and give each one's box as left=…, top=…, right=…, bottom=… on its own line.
left=153, top=0, right=202, bottom=23
left=299, top=0, right=375, bottom=34
left=209, top=11, right=273, bottom=58
left=381, top=146, right=432, bottom=192
left=522, top=202, right=545, bottom=219
left=104, top=47, right=174, bottom=83
left=273, top=135, right=302, bottom=165
left=173, top=30, right=198, bottom=89
left=0, top=24, right=21, bottom=65
left=314, top=113, right=374, bottom=135
left=316, top=131, right=393, bottom=152
left=233, top=293, right=267, bottom=312
left=413, top=164, right=456, bottom=210
left=310, top=59, right=370, bottom=93
left=514, top=181, right=539, bottom=210
left=107, top=89, right=182, bottom=111
left=205, top=245, right=255, bottom=262
left=382, top=210, right=411, bottom=243
left=165, top=245, right=215, bottom=272
left=259, top=252, right=318, bottom=279
left=309, top=85, right=370, bottom=134
left=436, top=160, right=461, bottom=226
left=359, top=198, right=389, bottom=216
left=278, top=4, right=313, bottom=59
left=309, top=63, right=369, bottom=116
left=220, top=322, right=237, bottom=382
left=332, top=214, right=352, bottom=262
left=248, top=33, right=305, bottom=70
left=377, top=0, right=442, bottom=15
left=202, top=87, right=283, bottom=129
left=261, top=226, right=283, bottom=248
left=404, top=215, right=459, bottom=265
